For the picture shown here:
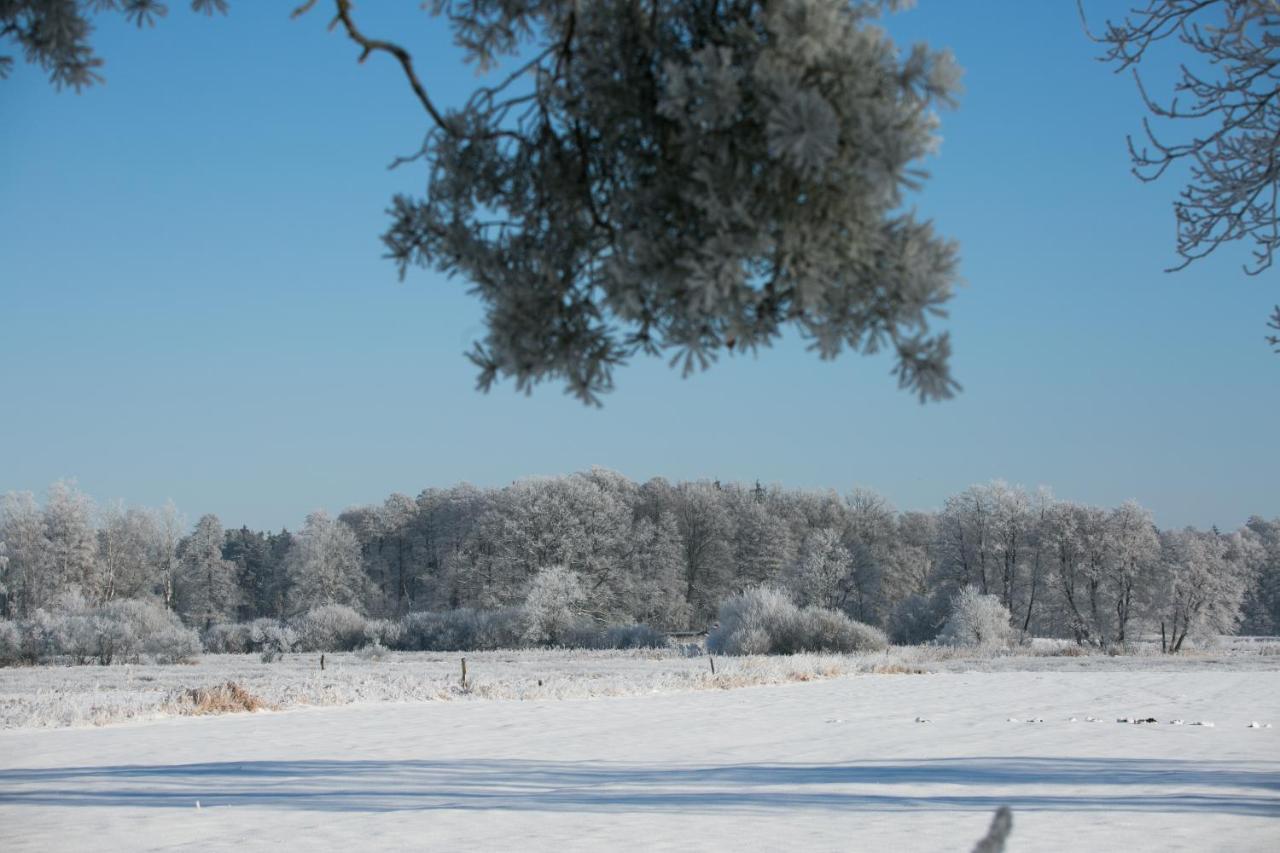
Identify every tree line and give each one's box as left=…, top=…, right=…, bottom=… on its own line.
left=2, top=472, right=1276, bottom=649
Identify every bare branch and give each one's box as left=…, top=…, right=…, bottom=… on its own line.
left=314, top=0, right=453, bottom=135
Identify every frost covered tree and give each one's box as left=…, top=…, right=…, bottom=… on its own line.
left=787, top=527, right=853, bottom=610
left=149, top=500, right=185, bottom=610
left=1239, top=515, right=1280, bottom=633
left=723, top=485, right=793, bottom=588
left=222, top=525, right=290, bottom=620
left=1152, top=527, right=1253, bottom=652
left=385, top=0, right=962, bottom=403
left=0, top=491, right=48, bottom=617
left=6, top=0, right=962, bottom=402
left=41, top=480, right=97, bottom=605
left=619, top=511, right=688, bottom=629
left=1044, top=502, right=1095, bottom=645
left=669, top=481, right=735, bottom=620
left=840, top=487, right=899, bottom=622
left=1083, top=0, right=1280, bottom=343
left=96, top=501, right=158, bottom=603
left=176, top=514, right=238, bottom=627
left=938, top=585, right=1014, bottom=650
left=939, top=484, right=996, bottom=596
left=522, top=564, right=588, bottom=645
left=284, top=511, right=367, bottom=614
left=0, top=1, right=230, bottom=89
left=1106, top=500, right=1160, bottom=644
left=459, top=474, right=634, bottom=612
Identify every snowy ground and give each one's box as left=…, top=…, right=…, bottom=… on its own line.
left=1, top=659, right=1277, bottom=851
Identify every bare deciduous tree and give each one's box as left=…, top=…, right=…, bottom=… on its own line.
left=1083, top=0, right=1280, bottom=344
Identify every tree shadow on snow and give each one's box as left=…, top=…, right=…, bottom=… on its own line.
left=1, top=756, right=1277, bottom=816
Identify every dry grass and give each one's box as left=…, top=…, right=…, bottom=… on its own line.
left=177, top=682, right=271, bottom=716
left=870, top=663, right=929, bottom=675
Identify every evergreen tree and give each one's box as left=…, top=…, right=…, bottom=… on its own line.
left=176, top=514, right=238, bottom=628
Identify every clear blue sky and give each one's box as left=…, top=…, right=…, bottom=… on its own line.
left=2, top=2, right=1276, bottom=532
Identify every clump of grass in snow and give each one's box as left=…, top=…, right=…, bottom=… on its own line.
left=178, top=682, right=270, bottom=716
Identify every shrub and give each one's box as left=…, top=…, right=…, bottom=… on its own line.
left=291, top=604, right=368, bottom=652
left=249, top=618, right=296, bottom=654
left=707, top=587, right=888, bottom=655
left=0, top=620, right=21, bottom=666
left=144, top=624, right=203, bottom=664
left=363, top=618, right=402, bottom=649
left=792, top=606, right=888, bottom=654
left=938, top=586, right=1015, bottom=650
left=355, top=641, right=390, bottom=661
left=0, top=599, right=201, bottom=666
left=94, top=599, right=200, bottom=664
left=202, top=622, right=254, bottom=654
left=396, top=607, right=528, bottom=651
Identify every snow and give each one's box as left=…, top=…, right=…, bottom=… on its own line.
left=1, top=661, right=1277, bottom=851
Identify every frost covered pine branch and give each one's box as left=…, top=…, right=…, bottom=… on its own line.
left=383, top=0, right=964, bottom=404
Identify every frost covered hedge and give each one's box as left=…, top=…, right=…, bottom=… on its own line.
left=2, top=600, right=669, bottom=665
left=0, top=598, right=200, bottom=665
left=707, top=587, right=888, bottom=655
left=398, top=607, right=530, bottom=652
left=396, top=607, right=666, bottom=652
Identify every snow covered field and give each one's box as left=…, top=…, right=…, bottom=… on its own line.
left=1, top=653, right=1278, bottom=851
left=1, top=644, right=1275, bottom=729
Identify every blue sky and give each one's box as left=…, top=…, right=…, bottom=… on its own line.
left=2, top=1, right=1276, bottom=532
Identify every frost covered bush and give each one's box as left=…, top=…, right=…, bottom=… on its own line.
left=794, top=607, right=888, bottom=654
left=90, top=599, right=200, bottom=664
left=0, top=619, right=22, bottom=665
left=250, top=619, right=297, bottom=656
left=143, top=624, right=203, bottom=664
left=396, top=606, right=661, bottom=652
left=938, top=586, right=1014, bottom=651
left=203, top=621, right=254, bottom=654
left=202, top=619, right=298, bottom=656
left=707, top=587, right=887, bottom=655
left=291, top=604, right=368, bottom=652
left=0, top=599, right=200, bottom=665
left=355, top=641, right=390, bottom=661
left=363, top=618, right=402, bottom=649
left=397, top=607, right=528, bottom=652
